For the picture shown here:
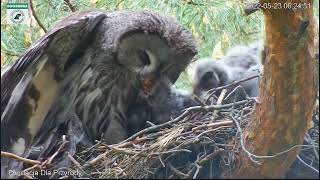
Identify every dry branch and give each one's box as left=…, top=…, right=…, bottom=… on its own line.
left=1, top=151, right=41, bottom=165
left=206, top=75, right=259, bottom=97
left=192, top=120, right=233, bottom=131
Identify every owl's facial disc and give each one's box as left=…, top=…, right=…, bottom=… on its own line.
left=117, top=33, right=183, bottom=96
left=131, top=49, right=161, bottom=96
left=133, top=49, right=158, bottom=75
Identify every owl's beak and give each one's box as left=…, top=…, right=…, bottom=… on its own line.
left=142, top=72, right=160, bottom=96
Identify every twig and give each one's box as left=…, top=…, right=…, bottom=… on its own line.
left=297, top=155, right=319, bottom=174
left=149, top=149, right=192, bottom=156
left=146, top=121, right=156, bottom=127
left=211, top=89, right=228, bottom=120
left=305, top=133, right=319, bottom=161
left=29, top=0, right=47, bottom=32
left=184, top=100, right=249, bottom=113
left=192, top=94, right=207, bottom=106
left=193, top=164, right=201, bottom=179
left=195, top=126, right=232, bottom=139
left=192, top=120, right=233, bottom=132
left=216, top=89, right=227, bottom=105
left=206, top=75, right=259, bottom=96
left=64, top=0, right=77, bottom=12
left=23, top=164, right=41, bottom=173
left=1, top=151, right=41, bottom=165
left=187, top=149, right=224, bottom=179
left=84, top=151, right=110, bottom=167
left=84, top=136, right=152, bottom=167
left=83, top=140, right=103, bottom=153
left=197, top=149, right=224, bottom=166
left=21, top=164, right=41, bottom=179
left=224, top=85, right=248, bottom=102
left=168, top=163, right=188, bottom=178
left=119, top=109, right=191, bottom=144
left=67, top=152, right=82, bottom=169
left=47, top=138, right=69, bottom=164
left=158, top=155, right=165, bottom=167
left=112, top=147, right=147, bottom=156
left=59, top=176, right=69, bottom=179
left=116, top=136, right=155, bottom=148
left=231, top=115, right=318, bottom=164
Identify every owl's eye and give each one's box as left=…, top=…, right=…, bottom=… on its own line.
left=138, top=49, right=151, bottom=66
left=202, top=72, right=214, bottom=83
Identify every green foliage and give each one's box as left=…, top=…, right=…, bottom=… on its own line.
left=1, top=0, right=319, bottom=90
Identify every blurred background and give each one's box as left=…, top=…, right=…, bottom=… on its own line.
left=1, top=0, right=319, bottom=90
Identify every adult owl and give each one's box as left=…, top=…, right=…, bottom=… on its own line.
left=1, top=10, right=197, bottom=176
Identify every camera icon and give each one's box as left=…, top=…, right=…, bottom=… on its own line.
left=6, top=3, right=29, bottom=25
left=10, top=10, right=25, bottom=24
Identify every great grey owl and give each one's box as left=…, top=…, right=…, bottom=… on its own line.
left=192, top=42, right=263, bottom=103
left=127, top=78, right=200, bottom=135
left=1, top=10, right=197, bottom=177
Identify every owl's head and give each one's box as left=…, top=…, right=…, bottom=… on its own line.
left=99, top=10, right=198, bottom=96
left=223, top=42, right=263, bottom=69
left=192, top=58, right=230, bottom=97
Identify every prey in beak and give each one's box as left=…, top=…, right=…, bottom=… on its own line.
left=142, top=71, right=161, bottom=97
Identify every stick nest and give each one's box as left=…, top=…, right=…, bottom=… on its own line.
left=8, top=84, right=320, bottom=179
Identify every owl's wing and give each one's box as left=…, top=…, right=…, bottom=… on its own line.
left=1, top=11, right=106, bottom=155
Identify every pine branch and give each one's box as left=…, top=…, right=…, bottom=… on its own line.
left=1, top=50, right=21, bottom=57
left=29, top=0, right=47, bottom=32
left=64, top=0, right=77, bottom=12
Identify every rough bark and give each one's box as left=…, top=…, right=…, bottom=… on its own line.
left=229, top=0, right=318, bottom=178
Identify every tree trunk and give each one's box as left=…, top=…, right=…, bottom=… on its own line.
left=229, top=0, right=318, bottom=178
